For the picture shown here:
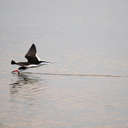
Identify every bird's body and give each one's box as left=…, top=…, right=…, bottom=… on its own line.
left=11, top=44, right=49, bottom=73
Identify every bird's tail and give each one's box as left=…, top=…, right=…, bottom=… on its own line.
left=11, top=60, right=16, bottom=65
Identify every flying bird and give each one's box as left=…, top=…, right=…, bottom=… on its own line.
left=11, top=43, right=49, bottom=73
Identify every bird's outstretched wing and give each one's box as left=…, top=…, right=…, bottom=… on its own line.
left=25, top=44, right=40, bottom=64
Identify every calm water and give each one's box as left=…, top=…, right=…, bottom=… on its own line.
left=0, top=0, right=128, bottom=128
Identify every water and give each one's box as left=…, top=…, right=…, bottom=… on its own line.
left=0, top=0, right=128, bottom=128
left=1, top=72, right=128, bottom=128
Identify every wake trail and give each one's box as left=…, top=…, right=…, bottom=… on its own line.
left=23, top=72, right=126, bottom=78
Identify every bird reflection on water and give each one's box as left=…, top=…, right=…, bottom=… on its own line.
left=10, top=72, right=46, bottom=95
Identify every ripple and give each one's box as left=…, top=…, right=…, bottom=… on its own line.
left=9, top=72, right=48, bottom=103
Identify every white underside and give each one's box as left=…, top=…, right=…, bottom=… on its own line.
left=26, top=63, right=47, bottom=68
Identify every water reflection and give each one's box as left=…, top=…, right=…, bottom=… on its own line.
left=10, top=72, right=46, bottom=95
left=8, top=72, right=49, bottom=127
left=10, top=73, right=40, bottom=86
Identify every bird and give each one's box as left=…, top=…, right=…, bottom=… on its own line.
left=11, top=43, right=50, bottom=74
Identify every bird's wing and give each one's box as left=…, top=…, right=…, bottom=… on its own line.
left=25, top=44, right=39, bottom=64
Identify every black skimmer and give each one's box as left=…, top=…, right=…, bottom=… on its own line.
left=11, top=43, right=49, bottom=74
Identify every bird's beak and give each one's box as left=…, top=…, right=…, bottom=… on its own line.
left=12, top=69, right=20, bottom=74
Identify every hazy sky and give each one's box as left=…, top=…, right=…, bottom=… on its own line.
left=1, top=0, right=128, bottom=50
